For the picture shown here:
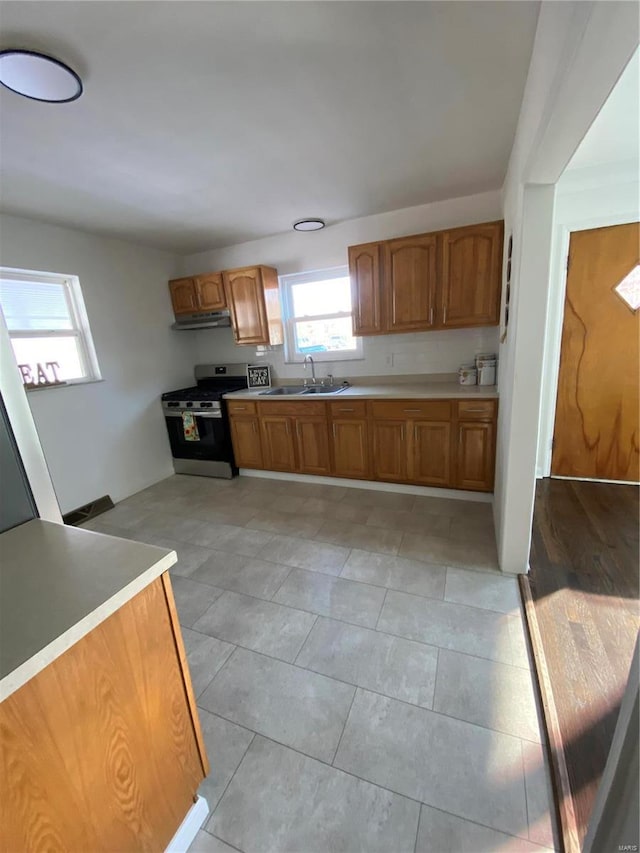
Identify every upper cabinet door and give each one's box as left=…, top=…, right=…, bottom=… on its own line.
left=223, top=267, right=270, bottom=345
left=440, top=222, right=503, bottom=328
left=349, top=243, right=382, bottom=335
left=194, top=273, right=226, bottom=311
left=384, top=234, right=438, bottom=332
left=169, top=278, right=198, bottom=315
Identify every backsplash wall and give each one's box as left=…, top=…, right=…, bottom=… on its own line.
left=194, top=325, right=500, bottom=382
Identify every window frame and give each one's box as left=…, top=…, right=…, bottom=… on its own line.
left=0, top=267, right=101, bottom=388
left=280, top=266, right=363, bottom=364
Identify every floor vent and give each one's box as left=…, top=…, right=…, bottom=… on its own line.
left=63, top=495, right=115, bottom=527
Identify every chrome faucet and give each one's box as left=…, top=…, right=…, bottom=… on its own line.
left=303, top=355, right=317, bottom=386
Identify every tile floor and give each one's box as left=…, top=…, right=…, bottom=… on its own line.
left=83, top=474, right=558, bottom=853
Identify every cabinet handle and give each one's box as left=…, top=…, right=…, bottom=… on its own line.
left=234, top=406, right=247, bottom=411
left=286, top=422, right=290, bottom=436
left=296, top=423, right=301, bottom=439
left=414, top=425, right=418, bottom=441
left=430, top=306, right=434, bottom=325
left=252, top=421, right=257, bottom=434
left=400, top=426, right=405, bottom=441
left=338, top=408, right=355, bottom=412
left=403, top=408, right=422, bottom=413
left=463, top=408, right=487, bottom=413
left=332, top=423, right=337, bottom=438
left=443, top=306, right=447, bottom=324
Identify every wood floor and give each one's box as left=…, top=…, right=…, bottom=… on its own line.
left=525, top=478, right=639, bottom=851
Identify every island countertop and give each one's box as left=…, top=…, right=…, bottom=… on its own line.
left=224, top=381, right=499, bottom=401
left=0, top=519, right=176, bottom=700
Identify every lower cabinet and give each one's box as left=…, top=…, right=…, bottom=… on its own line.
left=229, top=415, right=263, bottom=469
left=261, top=416, right=297, bottom=471
left=411, top=421, right=451, bottom=486
left=331, top=419, right=370, bottom=479
left=296, top=416, right=332, bottom=476
left=455, top=420, right=495, bottom=491
left=371, top=421, right=407, bottom=481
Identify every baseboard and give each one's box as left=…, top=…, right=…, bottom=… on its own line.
left=165, top=795, right=209, bottom=853
left=239, top=469, right=493, bottom=503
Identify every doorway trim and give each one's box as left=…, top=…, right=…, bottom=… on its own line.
left=537, top=189, right=639, bottom=478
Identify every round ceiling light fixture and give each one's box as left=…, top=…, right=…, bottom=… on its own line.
left=293, top=218, right=325, bottom=232
left=0, top=49, right=83, bottom=103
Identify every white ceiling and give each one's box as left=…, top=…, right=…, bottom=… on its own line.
left=0, top=1, right=540, bottom=254
left=566, top=49, right=639, bottom=172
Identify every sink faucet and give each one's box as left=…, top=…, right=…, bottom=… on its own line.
left=303, top=355, right=317, bottom=386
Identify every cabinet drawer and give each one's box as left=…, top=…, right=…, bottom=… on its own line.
left=328, top=400, right=367, bottom=419
left=227, top=400, right=257, bottom=415
left=370, top=400, right=451, bottom=421
left=258, top=400, right=326, bottom=417
left=456, top=400, right=497, bottom=420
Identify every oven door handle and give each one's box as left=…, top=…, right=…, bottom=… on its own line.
left=165, top=411, right=222, bottom=420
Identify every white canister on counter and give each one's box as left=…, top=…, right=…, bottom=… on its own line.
left=474, top=352, right=497, bottom=368
left=458, top=364, right=477, bottom=386
left=477, top=358, right=497, bottom=386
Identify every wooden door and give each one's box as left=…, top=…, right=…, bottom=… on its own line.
left=230, top=416, right=263, bottom=469
left=223, top=268, right=269, bottom=345
left=331, top=419, right=370, bottom=479
left=260, top=416, right=296, bottom=471
left=349, top=242, right=382, bottom=335
left=552, top=223, right=640, bottom=481
left=440, top=222, right=502, bottom=327
left=384, top=234, right=437, bottom=332
left=456, top=421, right=495, bottom=491
left=372, top=421, right=407, bottom=481
left=168, top=277, right=198, bottom=315
left=411, top=421, right=451, bottom=486
left=194, top=273, right=226, bottom=311
left=295, top=416, right=331, bottom=475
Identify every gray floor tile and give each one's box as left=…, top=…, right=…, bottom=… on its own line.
left=191, top=502, right=256, bottom=527
left=97, top=503, right=153, bottom=530
left=193, top=591, right=316, bottom=662
left=171, top=576, right=226, bottom=627
left=152, top=537, right=216, bottom=577
left=450, top=514, right=497, bottom=544
left=509, top=609, right=533, bottom=669
left=367, top=507, right=452, bottom=537
left=197, top=710, right=254, bottom=812
left=434, top=649, right=541, bottom=742
left=522, top=740, right=558, bottom=849
left=297, top=617, right=438, bottom=708
left=188, top=830, right=238, bottom=853
left=301, top=497, right=371, bottom=524
left=261, top=533, right=350, bottom=576
left=246, top=509, right=324, bottom=538
left=378, top=590, right=515, bottom=664
left=445, top=567, right=520, bottom=614
left=135, top=511, right=207, bottom=544
left=400, top=531, right=499, bottom=571
left=315, top=519, right=403, bottom=555
left=341, top=548, right=446, bottom=599
left=182, top=628, right=235, bottom=697
left=334, top=689, right=528, bottom=838
left=191, top=551, right=291, bottom=600
left=199, top=648, right=354, bottom=762
left=341, top=488, right=416, bottom=511
left=273, top=569, right=386, bottom=628
left=412, top=496, right=493, bottom=520
left=210, top=736, right=419, bottom=853
left=416, top=804, right=553, bottom=853
left=191, top=522, right=274, bottom=557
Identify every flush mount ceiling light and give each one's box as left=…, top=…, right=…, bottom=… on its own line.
left=0, top=49, right=82, bottom=103
left=293, top=218, right=325, bottom=232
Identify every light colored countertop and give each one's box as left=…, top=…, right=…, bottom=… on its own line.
left=0, top=519, right=176, bottom=700
left=225, top=381, right=499, bottom=401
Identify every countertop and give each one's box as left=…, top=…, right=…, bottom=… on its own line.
left=0, top=519, right=176, bottom=700
left=224, top=381, right=499, bottom=401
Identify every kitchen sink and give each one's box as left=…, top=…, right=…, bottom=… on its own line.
left=303, top=385, right=349, bottom=394
left=259, top=384, right=349, bottom=396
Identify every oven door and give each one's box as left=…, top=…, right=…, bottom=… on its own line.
left=164, top=410, right=233, bottom=463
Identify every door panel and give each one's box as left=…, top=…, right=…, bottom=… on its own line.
left=372, top=421, right=406, bottom=481
left=440, top=222, right=502, bottom=327
left=296, top=417, right=331, bottom=475
left=223, top=269, right=268, bottom=345
left=384, top=235, right=437, bottom=332
left=456, top=421, right=494, bottom=491
left=349, top=243, right=382, bottom=335
left=552, top=223, right=640, bottom=481
left=331, top=419, right=370, bottom=479
left=230, top=416, right=263, bottom=469
left=168, top=278, right=197, bottom=315
left=411, top=421, right=451, bottom=486
left=194, top=273, right=226, bottom=311
left=260, top=417, right=296, bottom=471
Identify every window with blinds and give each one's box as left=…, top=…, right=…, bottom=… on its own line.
left=0, top=269, right=101, bottom=388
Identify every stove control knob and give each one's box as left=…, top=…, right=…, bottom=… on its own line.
left=167, top=401, right=179, bottom=408
left=201, top=402, right=213, bottom=408
left=186, top=402, right=193, bottom=407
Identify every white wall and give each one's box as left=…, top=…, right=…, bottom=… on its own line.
left=181, top=191, right=501, bottom=381
left=0, top=214, right=195, bottom=514
left=493, top=0, right=639, bottom=572
left=536, top=162, right=640, bottom=476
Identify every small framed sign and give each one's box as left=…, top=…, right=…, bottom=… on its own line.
left=247, top=364, right=271, bottom=390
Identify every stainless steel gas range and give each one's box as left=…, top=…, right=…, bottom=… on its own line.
left=161, top=363, right=248, bottom=479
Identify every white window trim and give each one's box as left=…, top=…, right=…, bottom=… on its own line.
left=0, top=266, right=101, bottom=388
left=280, top=266, right=363, bottom=364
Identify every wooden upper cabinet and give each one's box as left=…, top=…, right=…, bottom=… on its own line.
left=194, top=273, right=226, bottom=311
left=223, top=266, right=283, bottom=346
left=440, top=222, right=503, bottom=328
left=349, top=243, right=383, bottom=335
left=384, top=234, right=438, bottom=332
left=169, top=277, right=199, bottom=315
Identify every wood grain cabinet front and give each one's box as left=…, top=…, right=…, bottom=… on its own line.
left=230, top=415, right=263, bottom=469
left=223, top=266, right=283, bottom=346
left=349, top=242, right=383, bottom=335
left=169, top=277, right=199, bottom=315
left=260, top=415, right=297, bottom=471
left=371, top=420, right=407, bottom=482
left=440, top=222, right=503, bottom=328
left=330, top=408, right=370, bottom=480
left=295, top=416, right=332, bottom=476
left=194, top=272, right=226, bottom=311
left=384, top=233, right=438, bottom=332
left=455, top=420, right=496, bottom=491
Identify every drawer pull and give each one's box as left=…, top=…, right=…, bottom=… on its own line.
left=252, top=422, right=257, bottom=434
left=429, top=306, right=434, bottom=325
left=403, top=408, right=422, bottom=413
left=463, top=407, right=488, bottom=412
left=338, top=408, right=355, bottom=412
left=234, top=406, right=247, bottom=411
left=400, top=426, right=405, bottom=441
left=332, top=423, right=337, bottom=438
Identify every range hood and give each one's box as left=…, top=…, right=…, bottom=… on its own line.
left=171, top=310, right=232, bottom=330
